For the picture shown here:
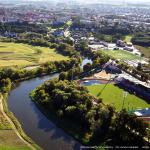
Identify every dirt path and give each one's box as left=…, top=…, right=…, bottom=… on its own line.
left=0, top=96, right=36, bottom=150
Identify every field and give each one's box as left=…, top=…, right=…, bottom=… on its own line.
left=135, top=45, right=150, bottom=58
left=101, top=49, right=140, bottom=60
left=124, top=35, right=132, bottom=43
left=66, top=20, right=73, bottom=26
left=0, top=42, right=68, bottom=67
left=87, top=84, right=150, bottom=111
left=0, top=110, right=30, bottom=150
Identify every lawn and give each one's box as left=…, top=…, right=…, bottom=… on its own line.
left=66, top=20, right=73, bottom=26
left=0, top=111, right=30, bottom=150
left=124, top=35, right=132, bottom=43
left=101, top=49, right=140, bottom=60
left=0, top=42, right=68, bottom=67
left=0, top=130, right=30, bottom=150
left=135, top=45, right=150, bottom=58
left=87, top=84, right=150, bottom=111
left=0, top=146, right=30, bottom=150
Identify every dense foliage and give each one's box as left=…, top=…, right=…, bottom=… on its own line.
left=0, top=78, right=11, bottom=93
left=108, top=110, right=149, bottom=146
left=132, top=33, right=150, bottom=46
left=56, top=43, right=80, bottom=57
left=0, top=22, right=48, bottom=34
left=31, top=79, right=149, bottom=146
left=0, top=57, right=81, bottom=93
left=31, top=79, right=114, bottom=142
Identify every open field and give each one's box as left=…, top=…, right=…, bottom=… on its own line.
left=101, top=49, right=140, bottom=60
left=135, top=45, right=150, bottom=58
left=0, top=105, right=30, bottom=150
left=0, top=146, right=30, bottom=150
left=124, top=35, right=132, bottom=43
left=66, top=20, right=73, bottom=26
left=0, top=42, right=68, bottom=67
left=87, top=84, right=150, bottom=111
left=0, top=130, right=30, bottom=150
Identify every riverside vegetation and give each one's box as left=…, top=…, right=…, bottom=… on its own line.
left=30, top=78, right=149, bottom=147
left=0, top=56, right=81, bottom=150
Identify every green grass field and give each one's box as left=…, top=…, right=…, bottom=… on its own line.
left=66, top=20, right=73, bottom=26
left=0, top=111, right=30, bottom=150
left=0, top=130, right=30, bottom=150
left=0, top=42, right=68, bottom=67
left=124, top=35, right=132, bottom=43
left=0, top=146, right=30, bottom=150
left=87, top=84, right=150, bottom=111
left=135, top=45, right=150, bottom=58
left=101, top=49, right=140, bottom=60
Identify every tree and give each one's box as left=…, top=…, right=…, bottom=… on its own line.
left=65, top=106, right=77, bottom=118
left=83, top=63, right=92, bottom=72
left=0, top=78, right=11, bottom=93
left=59, top=72, right=68, bottom=80
left=109, top=110, right=149, bottom=146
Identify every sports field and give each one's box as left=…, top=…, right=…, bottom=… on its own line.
left=87, top=84, right=150, bottom=111
left=0, top=42, right=68, bottom=67
left=101, top=49, right=140, bottom=60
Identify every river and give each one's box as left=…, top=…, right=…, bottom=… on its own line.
left=8, top=74, right=81, bottom=150
left=7, top=58, right=93, bottom=150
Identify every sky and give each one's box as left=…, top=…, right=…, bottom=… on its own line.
left=1, top=0, right=150, bottom=4
left=76, top=0, right=150, bottom=3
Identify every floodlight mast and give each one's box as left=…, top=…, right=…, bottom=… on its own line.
left=122, top=91, right=128, bottom=110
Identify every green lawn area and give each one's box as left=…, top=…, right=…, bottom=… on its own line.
left=0, top=113, right=30, bottom=150
left=87, top=84, right=150, bottom=111
left=0, top=146, right=30, bottom=150
left=101, top=49, right=140, bottom=60
left=0, top=42, right=68, bottom=67
left=135, top=45, right=150, bottom=58
left=66, top=20, right=73, bottom=26
left=124, top=35, right=132, bottom=43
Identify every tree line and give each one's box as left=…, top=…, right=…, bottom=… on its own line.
left=132, top=32, right=150, bottom=47
left=0, top=22, right=48, bottom=34
left=0, top=58, right=81, bottom=93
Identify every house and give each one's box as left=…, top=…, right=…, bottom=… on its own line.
left=105, top=64, right=122, bottom=74
left=116, top=40, right=126, bottom=47
left=53, top=29, right=64, bottom=37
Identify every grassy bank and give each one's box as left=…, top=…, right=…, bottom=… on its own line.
left=0, top=146, right=30, bottom=150
left=0, top=94, right=32, bottom=150
left=0, top=130, right=31, bottom=150
left=1, top=94, right=41, bottom=150
left=86, top=84, right=150, bottom=111
left=0, top=42, right=68, bottom=67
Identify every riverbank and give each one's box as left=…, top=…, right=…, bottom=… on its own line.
left=0, top=94, right=41, bottom=150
